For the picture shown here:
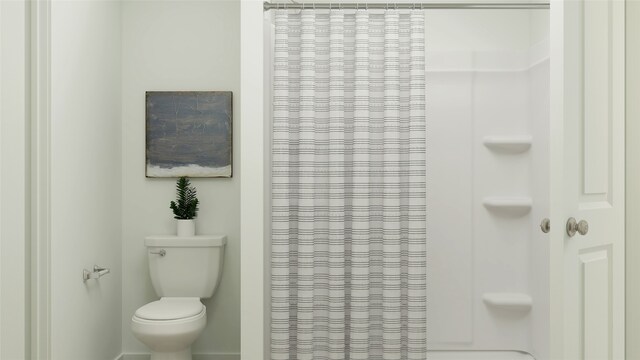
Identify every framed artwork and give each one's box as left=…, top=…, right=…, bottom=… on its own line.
left=146, top=91, right=232, bottom=178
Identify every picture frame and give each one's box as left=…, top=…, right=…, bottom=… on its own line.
left=145, top=91, right=233, bottom=178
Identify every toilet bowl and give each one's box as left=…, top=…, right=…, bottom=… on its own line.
left=132, top=235, right=226, bottom=360
left=132, top=297, right=206, bottom=360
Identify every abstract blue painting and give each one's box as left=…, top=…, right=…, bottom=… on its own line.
left=146, top=91, right=232, bottom=178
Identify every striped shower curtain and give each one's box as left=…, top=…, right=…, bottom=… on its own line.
left=271, top=9, right=426, bottom=360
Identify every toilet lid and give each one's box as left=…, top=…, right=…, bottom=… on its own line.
left=135, top=298, right=204, bottom=321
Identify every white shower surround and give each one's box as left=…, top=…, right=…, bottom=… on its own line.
left=262, top=8, right=550, bottom=360
left=425, top=12, right=550, bottom=358
left=426, top=44, right=549, bottom=354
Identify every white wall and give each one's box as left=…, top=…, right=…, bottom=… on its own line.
left=120, top=1, right=241, bottom=357
left=0, top=1, right=30, bottom=358
left=49, top=1, right=123, bottom=359
left=425, top=10, right=542, bottom=52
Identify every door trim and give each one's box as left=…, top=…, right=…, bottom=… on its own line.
left=625, top=0, right=640, bottom=358
left=0, top=0, right=31, bottom=358
left=240, top=0, right=267, bottom=359
left=30, top=0, right=51, bottom=358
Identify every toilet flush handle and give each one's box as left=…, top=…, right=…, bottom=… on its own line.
left=150, top=249, right=166, bottom=257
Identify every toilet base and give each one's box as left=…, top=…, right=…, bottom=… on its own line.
left=131, top=306, right=206, bottom=360
left=150, top=348, right=192, bottom=360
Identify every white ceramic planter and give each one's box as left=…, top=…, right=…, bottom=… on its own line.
left=176, top=219, right=196, bottom=237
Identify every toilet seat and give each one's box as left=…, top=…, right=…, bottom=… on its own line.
left=135, top=297, right=204, bottom=321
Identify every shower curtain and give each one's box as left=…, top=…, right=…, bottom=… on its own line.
left=271, top=9, right=426, bottom=360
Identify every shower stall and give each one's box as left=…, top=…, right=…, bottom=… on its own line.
left=253, top=1, right=625, bottom=359
left=425, top=9, right=549, bottom=360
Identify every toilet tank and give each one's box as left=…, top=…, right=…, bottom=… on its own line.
left=144, top=235, right=226, bottom=298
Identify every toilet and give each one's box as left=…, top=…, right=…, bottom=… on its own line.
left=131, top=235, right=226, bottom=360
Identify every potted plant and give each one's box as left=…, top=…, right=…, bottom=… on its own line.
left=169, top=176, right=199, bottom=236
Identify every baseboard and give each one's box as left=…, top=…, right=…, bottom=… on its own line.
left=193, top=355, right=240, bottom=360
left=122, top=353, right=240, bottom=360
left=121, top=355, right=147, bottom=360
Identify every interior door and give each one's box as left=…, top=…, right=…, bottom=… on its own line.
left=550, top=0, right=625, bottom=359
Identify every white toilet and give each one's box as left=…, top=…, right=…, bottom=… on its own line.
left=131, top=235, right=226, bottom=360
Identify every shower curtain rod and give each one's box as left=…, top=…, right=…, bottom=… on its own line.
left=263, top=2, right=550, bottom=10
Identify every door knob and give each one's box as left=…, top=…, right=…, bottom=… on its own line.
left=566, top=217, right=589, bottom=237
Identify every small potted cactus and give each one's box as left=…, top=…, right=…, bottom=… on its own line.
left=169, top=176, right=199, bottom=236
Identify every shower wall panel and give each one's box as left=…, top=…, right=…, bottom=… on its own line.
left=426, top=10, right=549, bottom=355
left=426, top=69, right=474, bottom=344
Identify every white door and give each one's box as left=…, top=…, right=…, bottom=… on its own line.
left=550, top=0, right=625, bottom=359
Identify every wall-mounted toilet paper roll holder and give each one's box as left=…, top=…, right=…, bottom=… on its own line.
left=83, top=265, right=110, bottom=282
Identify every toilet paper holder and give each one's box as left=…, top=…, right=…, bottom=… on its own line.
left=83, top=265, right=111, bottom=282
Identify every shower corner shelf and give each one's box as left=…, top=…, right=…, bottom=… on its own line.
left=482, top=293, right=532, bottom=311
left=482, top=197, right=532, bottom=216
left=483, top=135, right=532, bottom=153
